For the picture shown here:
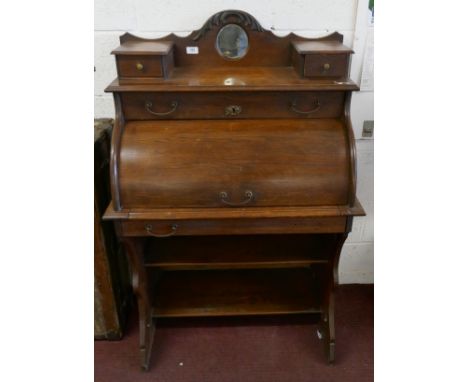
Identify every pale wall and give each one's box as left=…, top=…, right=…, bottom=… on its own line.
left=94, top=0, right=374, bottom=283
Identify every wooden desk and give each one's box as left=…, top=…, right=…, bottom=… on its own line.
left=103, top=10, right=364, bottom=371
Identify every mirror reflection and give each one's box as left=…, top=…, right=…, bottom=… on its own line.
left=216, top=24, right=249, bottom=60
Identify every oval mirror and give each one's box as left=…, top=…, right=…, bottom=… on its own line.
left=216, top=24, right=249, bottom=60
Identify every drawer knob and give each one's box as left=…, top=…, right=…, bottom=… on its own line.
left=323, top=63, right=331, bottom=71
left=220, top=190, right=254, bottom=207
left=225, top=105, right=242, bottom=116
left=145, top=101, right=178, bottom=116
left=290, top=99, right=321, bottom=115
left=136, top=62, right=144, bottom=70
left=144, top=223, right=178, bottom=237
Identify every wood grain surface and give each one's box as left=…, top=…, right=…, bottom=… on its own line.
left=119, top=119, right=349, bottom=209
left=121, top=91, right=344, bottom=120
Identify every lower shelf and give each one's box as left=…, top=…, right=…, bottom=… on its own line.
left=151, top=268, right=323, bottom=318
left=144, top=234, right=335, bottom=270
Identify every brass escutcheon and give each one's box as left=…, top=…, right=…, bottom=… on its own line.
left=225, top=105, right=242, bottom=116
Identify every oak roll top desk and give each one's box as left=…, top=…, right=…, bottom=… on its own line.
left=103, top=10, right=365, bottom=371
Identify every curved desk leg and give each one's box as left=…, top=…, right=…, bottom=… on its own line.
left=318, top=232, right=348, bottom=364
left=121, top=237, right=155, bottom=371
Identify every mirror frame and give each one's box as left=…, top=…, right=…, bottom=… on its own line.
left=215, top=24, right=249, bottom=61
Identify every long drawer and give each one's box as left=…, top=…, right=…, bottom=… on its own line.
left=118, top=119, right=350, bottom=209
left=121, top=91, right=344, bottom=120
left=120, top=217, right=348, bottom=237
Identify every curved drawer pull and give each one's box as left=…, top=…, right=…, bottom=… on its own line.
left=145, top=101, right=178, bottom=116
left=144, top=223, right=178, bottom=237
left=290, top=100, right=321, bottom=115
left=219, top=190, right=254, bottom=207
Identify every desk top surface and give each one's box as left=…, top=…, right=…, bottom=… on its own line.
left=106, top=66, right=359, bottom=92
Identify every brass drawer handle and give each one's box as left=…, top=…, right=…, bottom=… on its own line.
left=136, top=62, right=144, bottom=70
left=322, top=63, right=331, bottom=71
left=219, top=190, right=254, bottom=207
left=144, top=223, right=178, bottom=237
left=145, top=101, right=178, bottom=116
left=225, top=105, right=242, bottom=116
left=290, top=100, right=321, bottom=115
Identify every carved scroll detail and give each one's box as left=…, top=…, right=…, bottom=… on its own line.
left=193, top=10, right=264, bottom=41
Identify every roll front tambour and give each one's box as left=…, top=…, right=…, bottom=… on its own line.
left=118, top=119, right=349, bottom=209
left=103, top=9, right=364, bottom=371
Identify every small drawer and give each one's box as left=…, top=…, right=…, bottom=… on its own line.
left=112, top=41, right=175, bottom=79
left=120, top=217, right=348, bottom=237
left=121, top=91, right=344, bottom=120
left=291, top=40, right=353, bottom=79
left=116, top=55, right=164, bottom=78
left=303, top=54, right=349, bottom=78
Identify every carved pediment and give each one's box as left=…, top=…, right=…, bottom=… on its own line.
left=192, top=10, right=264, bottom=41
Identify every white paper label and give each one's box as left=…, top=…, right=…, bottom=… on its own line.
left=186, top=46, right=199, bottom=54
